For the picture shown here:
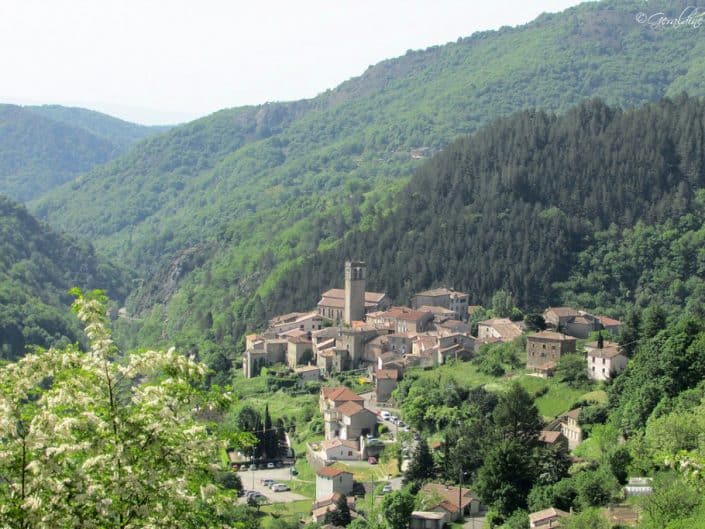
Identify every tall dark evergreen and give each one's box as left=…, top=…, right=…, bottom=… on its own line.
left=404, top=438, right=435, bottom=484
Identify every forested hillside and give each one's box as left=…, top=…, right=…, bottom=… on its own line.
left=27, top=104, right=170, bottom=150
left=263, top=95, right=705, bottom=313
left=0, top=195, right=129, bottom=358
left=31, top=0, right=705, bottom=352
left=0, top=104, right=167, bottom=202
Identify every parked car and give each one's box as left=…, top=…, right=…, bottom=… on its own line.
left=382, top=484, right=393, bottom=493
left=397, top=421, right=406, bottom=428
left=390, top=415, right=398, bottom=423
left=261, top=479, right=275, bottom=487
left=380, top=411, right=391, bottom=420
left=267, top=462, right=275, bottom=469
left=248, top=464, right=257, bottom=471
left=272, top=483, right=290, bottom=492
left=368, top=457, right=378, bottom=465
left=290, top=467, right=299, bottom=476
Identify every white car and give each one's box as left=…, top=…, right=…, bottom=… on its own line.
left=382, top=484, right=393, bottom=493
left=380, top=411, right=391, bottom=420
left=271, top=483, right=290, bottom=492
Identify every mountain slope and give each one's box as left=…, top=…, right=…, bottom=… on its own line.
left=31, top=0, right=705, bottom=348
left=260, top=96, right=705, bottom=318
left=0, top=104, right=169, bottom=202
left=0, top=195, right=129, bottom=359
left=27, top=104, right=171, bottom=150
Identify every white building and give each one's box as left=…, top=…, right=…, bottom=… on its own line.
left=315, top=467, right=354, bottom=500
left=585, top=340, right=628, bottom=381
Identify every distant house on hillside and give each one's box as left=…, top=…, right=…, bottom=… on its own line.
left=411, top=288, right=469, bottom=320
left=477, top=318, right=524, bottom=342
left=529, top=507, right=569, bottom=528
left=374, top=368, right=399, bottom=403
left=585, top=340, right=627, bottom=381
left=526, top=331, right=576, bottom=376
left=596, top=315, right=621, bottom=336
left=560, top=408, right=583, bottom=450
left=319, top=386, right=364, bottom=413
left=315, top=467, right=354, bottom=500
left=543, top=307, right=600, bottom=338
left=366, top=306, right=434, bottom=334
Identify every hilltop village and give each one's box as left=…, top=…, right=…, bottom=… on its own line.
left=244, top=260, right=625, bottom=393
left=236, top=261, right=646, bottom=527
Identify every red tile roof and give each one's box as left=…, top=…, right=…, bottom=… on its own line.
left=335, top=401, right=369, bottom=417
left=316, top=466, right=352, bottom=479
left=421, top=483, right=476, bottom=512
left=321, top=387, right=364, bottom=403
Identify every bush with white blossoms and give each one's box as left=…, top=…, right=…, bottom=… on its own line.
left=0, top=290, right=250, bottom=529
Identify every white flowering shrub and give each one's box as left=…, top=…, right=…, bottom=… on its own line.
left=0, top=290, right=248, bottom=528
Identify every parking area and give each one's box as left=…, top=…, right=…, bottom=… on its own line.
left=237, top=467, right=307, bottom=504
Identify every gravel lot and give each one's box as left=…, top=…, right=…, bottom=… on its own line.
left=238, top=467, right=308, bottom=504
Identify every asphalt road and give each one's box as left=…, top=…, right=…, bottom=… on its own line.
left=238, top=467, right=308, bottom=504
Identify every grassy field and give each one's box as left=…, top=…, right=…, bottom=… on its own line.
left=403, top=359, right=605, bottom=420
left=260, top=499, right=312, bottom=523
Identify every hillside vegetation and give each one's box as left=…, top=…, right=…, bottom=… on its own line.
left=0, top=104, right=167, bottom=201
left=0, top=195, right=129, bottom=358
left=29, top=0, right=705, bottom=351
left=270, top=95, right=705, bottom=313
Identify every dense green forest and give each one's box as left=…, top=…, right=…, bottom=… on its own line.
left=31, top=0, right=705, bottom=352
left=0, top=195, right=129, bottom=359
left=26, top=104, right=171, bottom=150
left=0, top=104, right=167, bottom=202
left=267, top=95, right=705, bottom=313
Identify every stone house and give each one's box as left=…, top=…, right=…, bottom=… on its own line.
left=324, top=401, right=377, bottom=440
left=585, top=340, right=628, bottom=381
left=295, top=365, right=321, bottom=382
left=374, top=368, right=399, bottom=403
left=242, top=339, right=288, bottom=378
left=287, top=336, right=313, bottom=368
left=315, top=467, right=354, bottom=500
left=543, top=307, right=601, bottom=338
left=477, top=318, right=524, bottom=342
left=526, top=331, right=576, bottom=374
left=411, top=288, right=470, bottom=320
left=597, top=315, right=622, bottom=336
left=268, top=311, right=324, bottom=335
left=367, top=306, right=434, bottom=334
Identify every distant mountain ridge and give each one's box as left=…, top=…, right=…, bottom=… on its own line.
left=0, top=104, right=169, bottom=202
left=28, top=0, right=705, bottom=351
left=0, top=194, right=129, bottom=359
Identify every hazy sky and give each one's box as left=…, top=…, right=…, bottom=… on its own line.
left=0, top=0, right=584, bottom=125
